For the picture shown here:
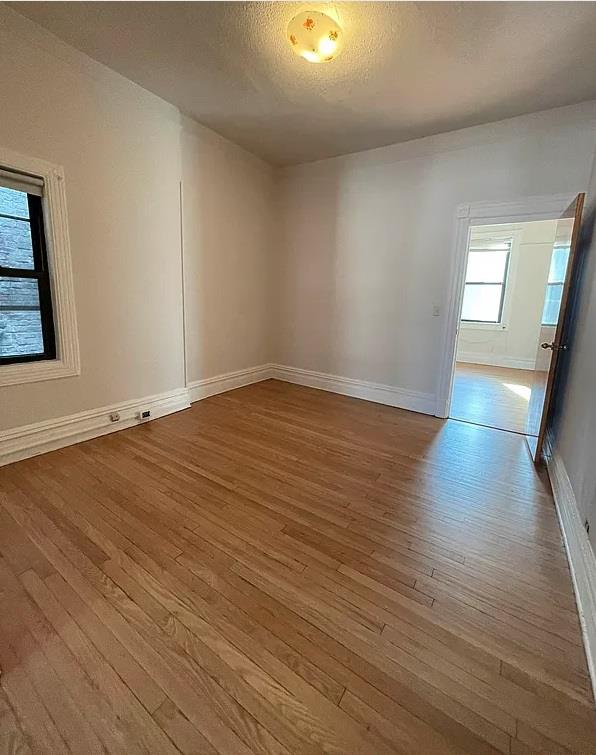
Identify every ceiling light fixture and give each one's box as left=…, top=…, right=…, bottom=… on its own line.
left=287, top=10, right=343, bottom=64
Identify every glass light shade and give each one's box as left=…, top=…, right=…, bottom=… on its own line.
left=287, top=11, right=343, bottom=63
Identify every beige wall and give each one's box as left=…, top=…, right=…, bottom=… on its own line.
left=3, top=5, right=596, bottom=450
left=0, top=7, right=276, bottom=431
left=276, top=104, right=596, bottom=397
left=0, top=7, right=185, bottom=430
left=457, top=220, right=557, bottom=369
left=180, top=118, right=276, bottom=383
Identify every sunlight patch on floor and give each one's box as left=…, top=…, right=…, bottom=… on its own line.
left=504, top=382, right=531, bottom=401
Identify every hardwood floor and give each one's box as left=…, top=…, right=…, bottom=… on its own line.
left=0, top=379, right=595, bottom=754
left=450, top=362, right=534, bottom=434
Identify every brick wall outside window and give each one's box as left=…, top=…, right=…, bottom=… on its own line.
left=0, top=188, right=44, bottom=356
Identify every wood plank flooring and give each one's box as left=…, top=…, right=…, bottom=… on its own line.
left=0, top=379, right=594, bottom=754
left=450, top=362, right=534, bottom=434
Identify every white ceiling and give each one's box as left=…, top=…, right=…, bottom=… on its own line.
left=10, top=1, right=596, bottom=165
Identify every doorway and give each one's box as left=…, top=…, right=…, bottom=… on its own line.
left=437, top=193, right=584, bottom=461
left=449, top=219, right=563, bottom=435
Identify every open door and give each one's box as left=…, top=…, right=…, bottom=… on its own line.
left=526, top=193, right=585, bottom=462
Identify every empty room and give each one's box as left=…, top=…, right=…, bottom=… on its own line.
left=1, top=2, right=596, bottom=754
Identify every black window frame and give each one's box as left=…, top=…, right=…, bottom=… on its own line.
left=461, top=245, right=511, bottom=325
left=0, top=192, right=56, bottom=365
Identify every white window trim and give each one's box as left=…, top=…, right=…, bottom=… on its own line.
left=459, top=226, right=522, bottom=332
left=0, top=147, right=79, bottom=387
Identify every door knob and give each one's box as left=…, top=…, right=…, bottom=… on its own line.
left=541, top=342, right=567, bottom=351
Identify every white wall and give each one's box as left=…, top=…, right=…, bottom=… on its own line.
left=276, top=103, right=596, bottom=401
left=456, top=220, right=557, bottom=370
left=181, top=118, right=276, bottom=384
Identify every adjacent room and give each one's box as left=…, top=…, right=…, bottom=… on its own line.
left=1, top=2, right=596, bottom=754
left=450, top=218, right=570, bottom=435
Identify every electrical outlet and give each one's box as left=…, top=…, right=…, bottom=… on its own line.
left=138, top=410, right=151, bottom=420
left=109, top=412, right=120, bottom=423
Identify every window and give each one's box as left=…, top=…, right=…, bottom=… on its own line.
left=542, top=244, right=570, bottom=326
left=0, top=147, right=79, bottom=387
left=461, top=240, right=511, bottom=324
left=0, top=172, right=56, bottom=364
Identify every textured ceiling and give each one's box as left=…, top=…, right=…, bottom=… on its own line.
left=10, top=1, right=596, bottom=165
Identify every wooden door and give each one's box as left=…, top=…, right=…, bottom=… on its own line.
left=526, top=193, right=585, bottom=462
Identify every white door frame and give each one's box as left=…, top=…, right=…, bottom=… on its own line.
left=434, top=193, right=576, bottom=419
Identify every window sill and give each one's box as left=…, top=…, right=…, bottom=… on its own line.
left=0, top=356, right=80, bottom=387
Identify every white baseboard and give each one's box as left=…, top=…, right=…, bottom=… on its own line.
left=270, top=364, right=435, bottom=415
left=547, top=450, right=596, bottom=698
left=187, top=365, right=273, bottom=403
left=457, top=353, right=536, bottom=370
left=0, top=387, right=190, bottom=467
left=190, top=362, right=436, bottom=416
left=0, top=362, right=437, bottom=467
